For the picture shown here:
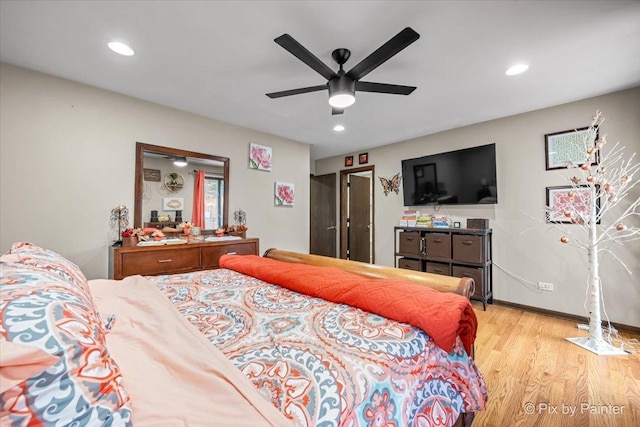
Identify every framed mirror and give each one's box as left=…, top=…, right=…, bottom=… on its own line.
left=134, top=142, right=229, bottom=232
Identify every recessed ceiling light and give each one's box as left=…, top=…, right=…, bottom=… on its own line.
left=333, top=124, right=345, bottom=132
left=505, top=64, right=528, bottom=76
left=108, top=41, right=135, bottom=56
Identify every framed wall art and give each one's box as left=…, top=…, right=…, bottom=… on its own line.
left=143, top=168, right=161, bottom=182
left=545, top=127, right=599, bottom=170
left=249, top=143, right=272, bottom=171
left=163, top=197, right=184, bottom=210
left=275, top=182, right=295, bottom=206
left=359, top=153, right=369, bottom=164
left=546, top=185, right=600, bottom=224
left=345, top=156, right=354, bottom=167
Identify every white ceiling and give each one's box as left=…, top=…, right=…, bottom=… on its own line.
left=1, top=1, right=639, bottom=161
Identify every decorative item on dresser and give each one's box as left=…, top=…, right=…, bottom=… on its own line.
left=394, top=226, right=493, bottom=310
left=109, top=204, right=130, bottom=244
left=109, top=238, right=259, bottom=279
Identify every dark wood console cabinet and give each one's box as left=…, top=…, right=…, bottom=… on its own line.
left=109, top=238, right=259, bottom=280
left=394, top=227, right=492, bottom=309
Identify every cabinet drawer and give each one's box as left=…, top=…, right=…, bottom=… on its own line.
left=425, top=233, right=451, bottom=259
left=452, top=265, right=483, bottom=298
left=452, top=235, right=483, bottom=263
left=399, top=232, right=421, bottom=255
left=121, top=247, right=200, bottom=277
left=398, top=258, right=421, bottom=271
left=426, top=262, right=451, bottom=276
left=202, top=241, right=258, bottom=269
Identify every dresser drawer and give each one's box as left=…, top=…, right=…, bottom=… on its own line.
left=121, top=247, right=201, bottom=277
left=425, top=233, right=451, bottom=259
left=452, top=235, right=483, bottom=263
left=201, top=241, right=258, bottom=269
left=398, top=232, right=422, bottom=255
left=452, top=265, right=483, bottom=298
left=398, top=258, right=421, bottom=271
left=426, top=262, right=451, bottom=276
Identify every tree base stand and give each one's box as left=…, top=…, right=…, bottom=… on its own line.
left=566, top=337, right=627, bottom=356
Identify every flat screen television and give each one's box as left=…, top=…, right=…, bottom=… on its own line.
left=401, top=143, right=497, bottom=206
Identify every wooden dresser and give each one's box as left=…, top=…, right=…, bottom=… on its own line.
left=109, top=238, right=259, bottom=280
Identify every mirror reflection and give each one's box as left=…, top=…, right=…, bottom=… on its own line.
left=134, top=143, right=229, bottom=232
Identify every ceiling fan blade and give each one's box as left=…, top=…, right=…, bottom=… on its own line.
left=356, top=81, right=416, bottom=95
left=266, top=85, right=327, bottom=99
left=331, top=108, right=344, bottom=115
left=274, top=34, right=338, bottom=81
left=346, top=27, right=420, bottom=81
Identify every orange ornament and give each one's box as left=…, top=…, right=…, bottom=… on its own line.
left=616, top=224, right=627, bottom=231
left=564, top=210, right=572, bottom=218
left=560, top=236, right=570, bottom=244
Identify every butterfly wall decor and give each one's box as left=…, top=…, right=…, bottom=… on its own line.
left=379, top=173, right=402, bottom=196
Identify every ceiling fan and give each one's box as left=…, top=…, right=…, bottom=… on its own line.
left=266, top=27, right=420, bottom=115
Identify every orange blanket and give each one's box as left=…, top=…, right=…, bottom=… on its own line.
left=220, top=255, right=477, bottom=355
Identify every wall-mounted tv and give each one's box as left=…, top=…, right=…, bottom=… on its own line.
left=401, top=143, right=497, bottom=206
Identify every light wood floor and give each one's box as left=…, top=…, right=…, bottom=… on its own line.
left=469, top=302, right=639, bottom=427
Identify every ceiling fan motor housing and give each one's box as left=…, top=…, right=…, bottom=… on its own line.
left=328, top=77, right=355, bottom=96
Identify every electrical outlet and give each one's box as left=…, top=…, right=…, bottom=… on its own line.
left=538, top=282, right=554, bottom=291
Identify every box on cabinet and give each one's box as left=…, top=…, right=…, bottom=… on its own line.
left=466, top=218, right=489, bottom=229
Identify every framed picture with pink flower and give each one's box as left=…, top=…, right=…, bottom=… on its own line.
left=275, top=182, right=295, bottom=206
left=546, top=185, right=600, bottom=224
left=249, top=143, right=272, bottom=171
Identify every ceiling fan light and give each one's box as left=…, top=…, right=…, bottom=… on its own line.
left=329, top=93, right=355, bottom=108
left=328, top=78, right=356, bottom=108
left=173, top=156, right=188, bottom=167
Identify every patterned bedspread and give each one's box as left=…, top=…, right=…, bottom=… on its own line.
left=148, top=269, right=487, bottom=427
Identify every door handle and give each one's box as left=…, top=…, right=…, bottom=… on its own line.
left=327, top=225, right=337, bottom=230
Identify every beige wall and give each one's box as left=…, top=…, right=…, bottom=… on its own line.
left=315, top=87, right=640, bottom=327
left=0, top=63, right=310, bottom=279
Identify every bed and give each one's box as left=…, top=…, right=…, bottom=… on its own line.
left=1, top=243, right=487, bottom=427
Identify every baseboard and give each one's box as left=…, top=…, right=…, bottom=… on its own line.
left=492, top=299, right=640, bottom=335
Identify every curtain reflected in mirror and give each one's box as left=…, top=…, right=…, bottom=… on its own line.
left=134, top=142, right=229, bottom=231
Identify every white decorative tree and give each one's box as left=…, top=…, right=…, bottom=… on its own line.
left=545, top=111, right=640, bottom=355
